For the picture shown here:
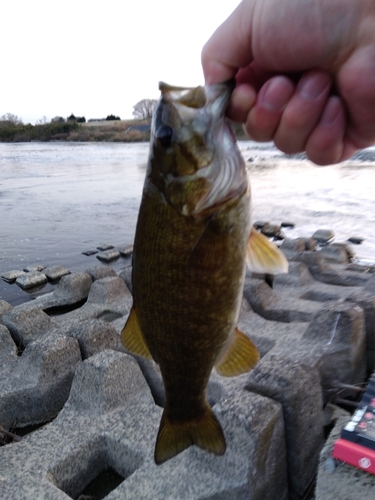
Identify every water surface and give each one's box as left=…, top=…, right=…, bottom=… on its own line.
left=1, top=141, right=374, bottom=306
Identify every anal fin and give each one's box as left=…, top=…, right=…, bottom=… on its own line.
left=215, top=327, right=260, bottom=377
left=247, top=227, right=288, bottom=274
left=121, top=307, right=152, bottom=360
left=154, top=405, right=226, bottom=465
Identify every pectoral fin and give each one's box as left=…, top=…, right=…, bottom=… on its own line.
left=215, top=327, right=260, bottom=377
left=247, top=228, right=288, bottom=274
left=121, top=307, right=152, bottom=360
left=189, top=219, right=229, bottom=275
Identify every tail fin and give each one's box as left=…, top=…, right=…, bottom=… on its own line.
left=154, top=406, right=226, bottom=465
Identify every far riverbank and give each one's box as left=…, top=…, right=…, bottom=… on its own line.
left=0, top=120, right=247, bottom=143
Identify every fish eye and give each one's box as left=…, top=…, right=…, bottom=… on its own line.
left=155, top=125, right=173, bottom=148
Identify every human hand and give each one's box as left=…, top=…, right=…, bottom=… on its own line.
left=201, top=0, right=375, bottom=165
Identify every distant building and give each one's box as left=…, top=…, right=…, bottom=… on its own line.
left=51, top=116, right=65, bottom=123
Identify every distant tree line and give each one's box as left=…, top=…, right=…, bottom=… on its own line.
left=0, top=120, right=78, bottom=142
left=67, top=114, right=86, bottom=123
left=1, top=97, right=159, bottom=128
left=0, top=113, right=23, bottom=125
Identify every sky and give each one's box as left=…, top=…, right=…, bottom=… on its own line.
left=2, top=0, right=241, bottom=124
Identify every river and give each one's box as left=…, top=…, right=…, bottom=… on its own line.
left=1, top=141, right=374, bottom=306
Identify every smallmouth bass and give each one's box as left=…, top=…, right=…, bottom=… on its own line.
left=122, top=80, right=287, bottom=464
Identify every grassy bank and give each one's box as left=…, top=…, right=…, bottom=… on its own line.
left=0, top=119, right=247, bottom=143
left=0, top=121, right=79, bottom=142
left=0, top=119, right=151, bottom=143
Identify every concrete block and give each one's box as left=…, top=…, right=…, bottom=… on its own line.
left=253, top=220, right=269, bottom=229
left=51, top=272, right=92, bottom=305
left=305, top=237, right=318, bottom=251
left=243, top=279, right=321, bottom=322
left=245, top=354, right=324, bottom=498
left=346, top=262, right=375, bottom=273
left=364, top=274, right=375, bottom=293
left=0, top=334, right=81, bottom=429
left=0, top=300, right=12, bottom=324
left=238, top=308, right=307, bottom=358
left=118, top=266, right=133, bottom=293
left=0, top=324, right=17, bottom=358
left=279, top=237, right=307, bottom=260
left=243, top=279, right=276, bottom=310
left=0, top=351, right=155, bottom=499
left=2, top=273, right=93, bottom=315
left=0, top=478, right=70, bottom=500
left=82, top=248, right=98, bottom=256
left=85, top=264, right=117, bottom=281
left=47, top=433, right=145, bottom=500
left=16, top=271, right=48, bottom=290
left=111, top=315, right=127, bottom=335
left=97, top=244, right=115, bottom=251
left=44, top=265, right=71, bottom=281
left=302, top=302, right=366, bottom=390
left=346, top=291, right=375, bottom=372
left=310, top=263, right=370, bottom=286
left=50, top=277, right=132, bottom=325
left=63, top=350, right=151, bottom=415
left=315, top=416, right=375, bottom=499
left=293, top=250, right=328, bottom=269
left=273, top=261, right=315, bottom=287
left=0, top=350, right=288, bottom=500
left=61, top=318, right=124, bottom=359
left=109, top=392, right=288, bottom=500
left=312, top=229, right=335, bottom=244
left=87, top=276, right=129, bottom=305
left=281, top=221, right=296, bottom=229
left=1, top=231, right=375, bottom=500
left=261, top=222, right=282, bottom=238
left=272, top=259, right=370, bottom=316
left=1, top=269, right=25, bottom=283
left=215, top=391, right=288, bottom=500
left=119, top=244, right=133, bottom=257
left=24, top=264, right=45, bottom=272
left=348, top=236, right=364, bottom=245
left=132, top=355, right=165, bottom=407
left=96, top=249, right=121, bottom=262
left=2, top=307, right=57, bottom=348
left=320, top=243, right=355, bottom=264
left=289, top=251, right=368, bottom=285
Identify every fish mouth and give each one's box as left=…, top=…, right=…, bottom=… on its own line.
left=158, top=80, right=235, bottom=116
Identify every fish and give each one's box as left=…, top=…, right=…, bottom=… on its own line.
left=121, top=80, right=288, bottom=465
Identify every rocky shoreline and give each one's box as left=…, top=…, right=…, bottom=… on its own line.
left=1, top=235, right=375, bottom=499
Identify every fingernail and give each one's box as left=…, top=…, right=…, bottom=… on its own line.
left=259, top=77, right=292, bottom=111
left=321, top=96, right=341, bottom=126
left=298, top=73, right=330, bottom=100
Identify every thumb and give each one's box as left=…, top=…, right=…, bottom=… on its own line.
left=201, top=0, right=255, bottom=84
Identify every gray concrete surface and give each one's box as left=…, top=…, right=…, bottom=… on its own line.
left=0, top=243, right=374, bottom=499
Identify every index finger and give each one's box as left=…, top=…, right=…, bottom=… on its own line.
left=201, top=0, right=255, bottom=84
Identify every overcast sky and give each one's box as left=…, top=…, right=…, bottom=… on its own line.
left=2, top=0, right=241, bottom=124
